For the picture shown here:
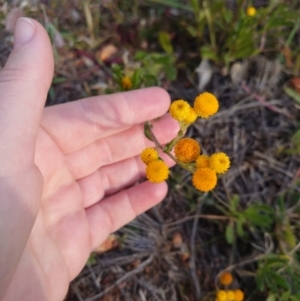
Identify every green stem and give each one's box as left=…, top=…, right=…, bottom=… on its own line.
left=163, top=130, right=184, bottom=152
left=203, top=0, right=216, bottom=49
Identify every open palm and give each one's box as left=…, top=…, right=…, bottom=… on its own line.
left=1, top=19, right=177, bottom=301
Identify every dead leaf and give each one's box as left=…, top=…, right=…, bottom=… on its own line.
left=94, top=234, right=119, bottom=254
left=172, top=232, right=183, bottom=248
left=290, top=77, right=300, bottom=93
left=82, top=56, right=94, bottom=68
left=131, top=259, right=141, bottom=268
left=282, top=45, right=293, bottom=68
left=195, top=59, right=213, bottom=92
left=5, top=8, right=24, bottom=32
left=53, top=30, right=65, bottom=48
left=230, top=62, right=243, bottom=86
left=97, top=44, right=118, bottom=62
left=180, top=251, right=190, bottom=261
left=179, top=242, right=190, bottom=261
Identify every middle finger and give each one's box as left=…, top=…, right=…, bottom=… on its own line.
left=64, top=113, right=178, bottom=180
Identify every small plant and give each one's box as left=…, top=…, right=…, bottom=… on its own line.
left=256, top=253, right=300, bottom=301
left=220, top=195, right=275, bottom=244
left=215, top=272, right=245, bottom=301
left=109, top=64, right=143, bottom=92
left=141, top=92, right=230, bottom=192
left=213, top=193, right=300, bottom=301
left=108, top=51, right=177, bottom=93
left=175, top=0, right=299, bottom=68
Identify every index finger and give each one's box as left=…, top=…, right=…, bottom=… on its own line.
left=41, top=87, right=171, bottom=154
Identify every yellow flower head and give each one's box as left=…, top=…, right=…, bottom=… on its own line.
left=209, top=152, right=231, bottom=174
left=121, top=76, right=132, bottom=90
left=169, top=100, right=192, bottom=122
left=183, top=107, right=198, bottom=125
left=195, top=154, right=210, bottom=168
left=227, top=290, right=235, bottom=301
left=140, top=147, right=159, bottom=165
left=146, top=160, right=169, bottom=183
left=220, top=271, right=233, bottom=286
left=234, top=289, right=245, bottom=301
left=194, top=92, right=219, bottom=118
left=216, top=290, right=227, bottom=301
left=174, top=138, right=201, bottom=163
left=192, top=167, right=217, bottom=192
left=246, top=6, right=256, bottom=17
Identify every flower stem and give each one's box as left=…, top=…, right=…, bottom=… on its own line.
left=146, top=122, right=195, bottom=173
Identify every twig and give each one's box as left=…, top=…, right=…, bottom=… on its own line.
left=225, top=234, right=273, bottom=271
left=146, top=122, right=195, bottom=173
left=87, top=264, right=101, bottom=290
left=242, top=82, right=293, bottom=118
left=85, top=255, right=154, bottom=301
left=135, top=277, right=165, bottom=301
left=166, top=214, right=234, bottom=227
left=71, top=283, right=85, bottom=301
left=189, top=203, right=202, bottom=298
left=276, top=240, right=300, bottom=274
left=286, top=198, right=300, bottom=215
left=211, top=190, right=230, bottom=208
left=288, top=241, right=300, bottom=257
left=215, top=234, right=274, bottom=288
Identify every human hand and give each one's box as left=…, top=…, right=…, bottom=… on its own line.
left=1, top=19, right=178, bottom=301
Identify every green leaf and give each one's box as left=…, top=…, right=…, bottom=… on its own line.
left=262, top=254, right=289, bottom=267
left=292, top=129, right=300, bottom=145
left=131, top=70, right=142, bottom=88
left=223, top=9, right=233, bottom=24
left=144, top=122, right=154, bottom=142
left=266, top=294, right=276, bottom=301
left=225, top=222, right=235, bottom=244
left=184, top=24, right=199, bottom=38
left=189, top=0, right=199, bottom=12
left=87, top=253, right=96, bottom=265
left=243, top=203, right=274, bottom=228
left=145, top=0, right=192, bottom=11
left=283, top=85, right=300, bottom=104
left=143, top=74, right=159, bottom=87
left=158, top=31, right=174, bottom=55
left=151, top=53, right=172, bottom=64
left=52, top=77, right=66, bottom=84
left=111, top=63, right=122, bottom=73
left=282, top=223, right=297, bottom=249
left=236, top=217, right=245, bottom=237
left=229, top=194, right=239, bottom=212
left=280, top=291, right=290, bottom=301
left=111, top=64, right=123, bottom=83
left=164, top=65, right=177, bottom=81
left=256, top=271, right=265, bottom=291
left=200, top=46, right=219, bottom=62
left=268, top=270, right=290, bottom=290
left=134, top=50, right=148, bottom=61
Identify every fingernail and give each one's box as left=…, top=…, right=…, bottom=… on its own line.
left=14, top=18, right=35, bottom=49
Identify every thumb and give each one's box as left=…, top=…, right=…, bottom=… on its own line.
left=0, top=18, right=54, bottom=298
left=0, top=18, right=54, bottom=175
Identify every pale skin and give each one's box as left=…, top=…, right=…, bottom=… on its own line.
left=1, top=18, right=178, bottom=300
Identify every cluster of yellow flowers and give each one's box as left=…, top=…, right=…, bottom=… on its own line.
left=121, top=76, right=133, bottom=90
left=140, top=148, right=169, bottom=183
left=246, top=6, right=256, bottom=17
left=216, top=272, right=244, bottom=301
left=174, top=138, right=230, bottom=192
left=140, top=92, right=231, bottom=192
